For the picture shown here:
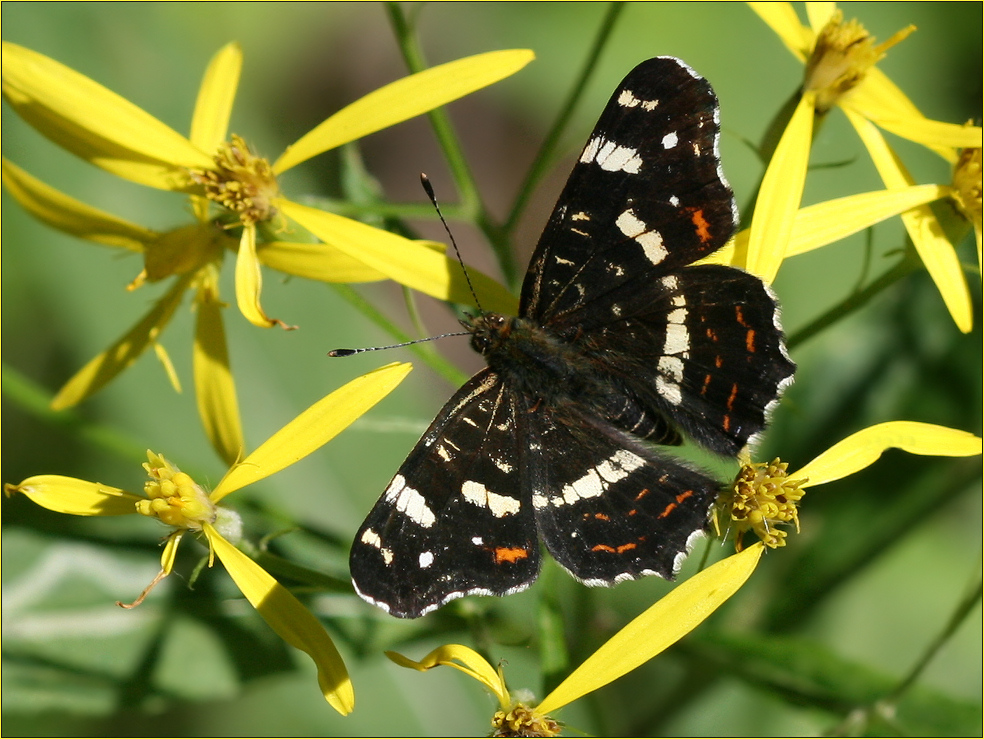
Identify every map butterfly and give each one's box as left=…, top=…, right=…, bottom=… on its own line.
left=350, top=57, right=796, bottom=618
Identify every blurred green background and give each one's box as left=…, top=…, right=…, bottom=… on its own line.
left=2, top=2, right=981, bottom=736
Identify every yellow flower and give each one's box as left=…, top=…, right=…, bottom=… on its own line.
left=741, top=3, right=981, bottom=333
left=2, top=41, right=526, bottom=462
left=717, top=421, right=983, bottom=550
left=4, top=361, right=412, bottom=716
left=387, top=544, right=764, bottom=736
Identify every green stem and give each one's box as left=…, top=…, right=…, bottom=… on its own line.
left=2, top=363, right=148, bottom=466
left=786, top=255, right=918, bottom=351
left=385, top=3, right=518, bottom=287
left=504, top=2, right=625, bottom=238
left=888, top=574, right=983, bottom=703
left=329, top=284, right=468, bottom=387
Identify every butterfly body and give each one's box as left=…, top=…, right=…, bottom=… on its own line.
left=351, top=57, right=796, bottom=618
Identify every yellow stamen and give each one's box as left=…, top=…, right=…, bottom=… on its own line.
left=136, top=451, right=215, bottom=529
left=804, top=10, right=915, bottom=114
left=951, top=139, right=982, bottom=230
left=719, top=458, right=807, bottom=550
left=492, top=703, right=561, bottom=738
left=190, top=134, right=280, bottom=225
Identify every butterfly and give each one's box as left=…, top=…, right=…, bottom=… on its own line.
left=349, top=57, right=795, bottom=618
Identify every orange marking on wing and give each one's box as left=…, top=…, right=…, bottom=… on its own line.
left=634, top=488, right=651, bottom=501
left=722, top=414, right=732, bottom=432
left=687, top=207, right=713, bottom=243
left=594, top=512, right=610, bottom=521
left=735, top=304, right=750, bottom=327
left=675, top=489, right=694, bottom=504
left=658, top=489, right=695, bottom=519
left=700, top=373, right=712, bottom=395
left=746, top=329, right=756, bottom=353
left=493, top=547, right=529, bottom=564
left=714, top=355, right=723, bottom=368
left=592, top=542, right=638, bottom=554
left=726, top=382, right=739, bottom=411
left=706, top=327, right=718, bottom=341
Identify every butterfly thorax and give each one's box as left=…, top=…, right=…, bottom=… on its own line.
left=465, top=312, right=603, bottom=407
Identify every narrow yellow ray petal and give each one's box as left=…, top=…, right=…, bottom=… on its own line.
left=747, top=2, right=812, bottom=61
left=190, top=42, right=242, bottom=154
left=2, top=158, right=155, bottom=251
left=194, top=270, right=245, bottom=467
left=2, top=42, right=212, bottom=181
left=50, top=274, right=192, bottom=410
left=785, top=184, right=949, bottom=258
left=153, top=342, right=182, bottom=393
left=278, top=199, right=518, bottom=314
left=161, top=531, right=184, bottom=574
left=865, top=115, right=981, bottom=154
left=204, top=525, right=354, bottom=714
left=210, top=362, right=412, bottom=501
left=4, top=475, right=140, bottom=516
left=805, top=2, right=837, bottom=34
left=795, top=422, right=982, bottom=488
left=744, top=91, right=816, bottom=283
left=386, top=644, right=511, bottom=709
left=234, top=226, right=279, bottom=328
left=273, top=49, right=535, bottom=174
left=847, top=110, right=972, bottom=332
left=537, top=544, right=764, bottom=715
left=257, top=241, right=387, bottom=283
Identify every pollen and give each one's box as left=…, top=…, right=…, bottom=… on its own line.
left=136, top=451, right=215, bottom=530
left=718, top=458, right=807, bottom=550
left=951, top=141, right=982, bottom=231
left=492, top=702, right=561, bottom=738
left=804, top=10, right=915, bottom=114
left=190, top=134, right=280, bottom=225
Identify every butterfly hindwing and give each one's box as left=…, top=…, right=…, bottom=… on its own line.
left=350, top=369, right=540, bottom=619
left=556, top=264, right=795, bottom=455
left=529, top=402, right=717, bottom=584
left=522, top=57, right=736, bottom=324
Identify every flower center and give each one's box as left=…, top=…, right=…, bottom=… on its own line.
left=804, top=10, right=914, bottom=114
left=491, top=703, right=561, bottom=738
left=190, top=134, right=280, bottom=225
left=952, top=141, right=982, bottom=230
left=719, top=458, right=807, bottom=550
left=136, top=451, right=215, bottom=529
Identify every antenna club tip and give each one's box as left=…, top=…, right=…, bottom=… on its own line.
left=328, top=348, right=356, bottom=357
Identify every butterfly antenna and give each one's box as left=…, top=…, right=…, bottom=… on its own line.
left=420, top=173, right=483, bottom=313
left=329, top=331, right=470, bottom=357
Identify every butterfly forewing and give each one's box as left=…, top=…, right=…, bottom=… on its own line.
left=350, top=369, right=540, bottom=618
left=522, top=57, right=736, bottom=324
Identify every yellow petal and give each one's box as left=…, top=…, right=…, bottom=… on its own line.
left=278, top=199, right=518, bottom=314
left=785, top=184, right=949, bottom=258
left=203, top=525, right=354, bottom=714
left=847, top=109, right=973, bottom=332
left=189, top=42, right=241, bottom=154
left=795, top=422, right=983, bottom=488
left=161, top=530, right=184, bottom=574
left=5, top=475, right=140, bottom=516
left=211, top=362, right=412, bottom=501
left=747, top=2, right=813, bottom=61
left=234, top=226, right=280, bottom=329
left=257, top=241, right=387, bottom=283
left=386, top=644, right=511, bottom=710
left=153, top=341, right=182, bottom=393
left=537, top=544, right=763, bottom=715
left=273, top=49, right=535, bottom=174
left=51, top=274, right=192, bottom=410
left=804, top=2, right=838, bottom=33
left=744, top=91, right=816, bottom=283
left=865, top=115, right=981, bottom=155
left=2, top=157, right=155, bottom=251
left=194, top=271, right=245, bottom=467
left=2, top=42, right=212, bottom=188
